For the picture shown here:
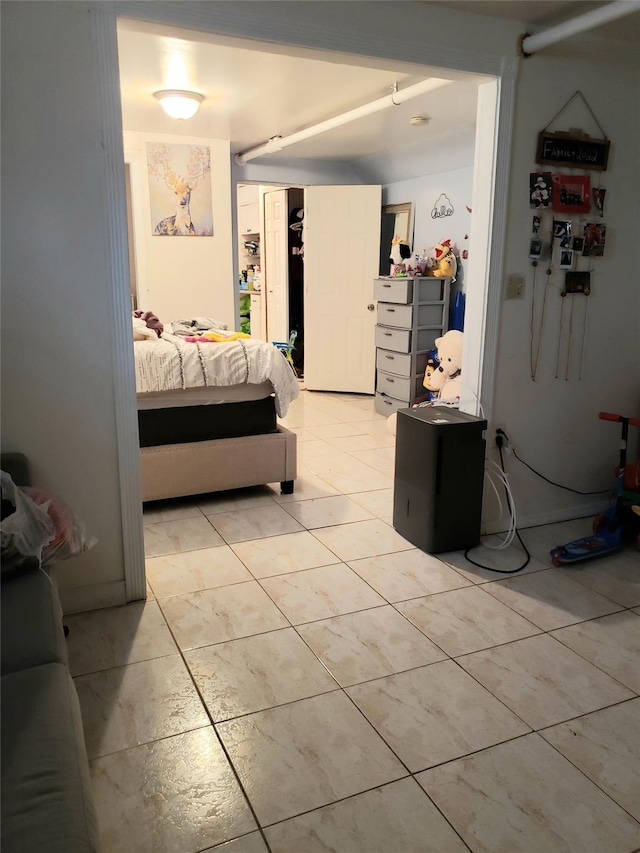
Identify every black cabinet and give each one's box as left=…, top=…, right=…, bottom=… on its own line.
left=393, top=406, right=487, bottom=553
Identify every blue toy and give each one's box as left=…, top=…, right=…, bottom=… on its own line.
left=551, top=412, right=640, bottom=566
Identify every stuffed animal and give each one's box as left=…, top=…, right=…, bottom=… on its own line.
left=385, top=349, right=445, bottom=436
left=428, top=240, right=457, bottom=281
left=422, top=349, right=443, bottom=401
left=389, top=236, right=412, bottom=276
left=433, top=330, right=463, bottom=400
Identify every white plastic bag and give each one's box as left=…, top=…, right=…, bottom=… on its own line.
left=1, top=471, right=97, bottom=566
left=1, top=471, right=55, bottom=560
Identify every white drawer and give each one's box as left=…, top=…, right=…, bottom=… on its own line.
left=376, top=326, right=440, bottom=354
left=376, top=349, right=430, bottom=378
left=374, top=392, right=409, bottom=417
left=378, top=302, right=445, bottom=329
left=374, top=277, right=445, bottom=304
left=376, top=370, right=423, bottom=402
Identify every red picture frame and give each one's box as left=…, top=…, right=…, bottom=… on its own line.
left=551, top=174, right=591, bottom=214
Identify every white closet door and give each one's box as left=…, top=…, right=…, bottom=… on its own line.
left=264, top=189, right=289, bottom=342
left=304, top=184, right=381, bottom=393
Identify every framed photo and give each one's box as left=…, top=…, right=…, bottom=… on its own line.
left=147, top=142, right=213, bottom=236
left=583, top=223, right=606, bottom=257
left=572, top=237, right=584, bottom=252
left=553, top=220, right=571, bottom=241
left=529, top=239, right=542, bottom=259
left=532, top=215, right=541, bottom=234
left=564, top=271, right=591, bottom=295
left=559, top=249, right=574, bottom=269
left=551, top=174, right=591, bottom=214
left=530, top=173, right=553, bottom=209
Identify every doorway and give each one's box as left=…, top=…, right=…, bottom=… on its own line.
left=95, top=5, right=515, bottom=600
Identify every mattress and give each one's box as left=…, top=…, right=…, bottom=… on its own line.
left=137, top=382, right=274, bottom=411
left=138, top=396, right=277, bottom=447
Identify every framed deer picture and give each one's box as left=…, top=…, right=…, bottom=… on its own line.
left=147, top=143, right=213, bottom=236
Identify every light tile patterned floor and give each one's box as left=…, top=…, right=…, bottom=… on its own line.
left=69, top=391, right=640, bottom=852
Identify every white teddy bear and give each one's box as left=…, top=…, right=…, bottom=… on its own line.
left=433, top=330, right=463, bottom=401
left=385, top=329, right=464, bottom=436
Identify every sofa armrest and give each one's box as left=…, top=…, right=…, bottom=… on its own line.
left=0, top=453, right=32, bottom=487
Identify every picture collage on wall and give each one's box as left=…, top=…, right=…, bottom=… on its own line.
left=528, top=171, right=607, bottom=266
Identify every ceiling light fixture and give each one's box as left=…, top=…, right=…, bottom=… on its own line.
left=154, top=90, right=203, bottom=120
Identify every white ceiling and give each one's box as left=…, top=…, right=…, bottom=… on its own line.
left=117, top=21, right=486, bottom=163
left=117, top=1, right=638, bottom=166
left=427, top=0, right=640, bottom=43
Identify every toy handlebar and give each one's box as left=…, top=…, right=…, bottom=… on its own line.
left=599, top=412, right=640, bottom=426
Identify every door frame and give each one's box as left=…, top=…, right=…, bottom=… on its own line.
left=91, top=2, right=517, bottom=601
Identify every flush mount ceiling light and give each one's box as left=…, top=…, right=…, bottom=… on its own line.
left=154, top=90, right=203, bottom=120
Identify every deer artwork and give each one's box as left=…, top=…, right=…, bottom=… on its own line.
left=147, top=144, right=212, bottom=236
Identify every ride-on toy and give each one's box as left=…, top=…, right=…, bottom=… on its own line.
left=551, top=412, right=640, bottom=566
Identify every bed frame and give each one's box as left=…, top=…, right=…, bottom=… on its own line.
left=139, top=426, right=297, bottom=502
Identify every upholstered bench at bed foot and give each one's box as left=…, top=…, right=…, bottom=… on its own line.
left=140, top=426, right=297, bottom=502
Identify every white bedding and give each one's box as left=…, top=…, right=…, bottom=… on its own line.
left=137, top=382, right=274, bottom=411
left=134, top=334, right=299, bottom=417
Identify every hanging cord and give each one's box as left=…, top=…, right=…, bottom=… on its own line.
left=543, top=90, right=608, bottom=139
left=565, top=295, right=576, bottom=381
left=531, top=265, right=551, bottom=381
left=498, top=428, right=610, bottom=495
left=578, top=295, right=588, bottom=381
left=390, top=83, right=401, bottom=106
left=464, top=437, right=531, bottom=574
left=530, top=261, right=538, bottom=379
left=555, top=295, right=566, bottom=379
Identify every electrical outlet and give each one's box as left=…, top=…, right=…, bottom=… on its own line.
left=505, top=274, right=524, bottom=300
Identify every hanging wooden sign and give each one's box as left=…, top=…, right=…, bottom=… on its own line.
left=537, top=130, right=610, bottom=171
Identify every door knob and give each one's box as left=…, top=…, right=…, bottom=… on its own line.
left=367, top=303, right=375, bottom=311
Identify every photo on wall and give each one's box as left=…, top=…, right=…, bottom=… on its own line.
left=583, top=223, right=607, bottom=257
left=551, top=174, right=591, bottom=214
left=553, top=220, right=572, bottom=242
left=529, top=239, right=543, bottom=259
left=559, top=249, right=574, bottom=269
left=530, top=173, right=553, bottom=209
left=147, top=143, right=213, bottom=236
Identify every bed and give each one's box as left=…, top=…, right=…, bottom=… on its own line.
left=133, top=322, right=299, bottom=502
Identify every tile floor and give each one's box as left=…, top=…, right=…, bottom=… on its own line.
left=67, top=391, right=640, bottom=852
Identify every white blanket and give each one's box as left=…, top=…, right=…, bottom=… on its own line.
left=134, top=334, right=299, bottom=417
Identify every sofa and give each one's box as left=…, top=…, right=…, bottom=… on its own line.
left=1, top=454, right=100, bottom=852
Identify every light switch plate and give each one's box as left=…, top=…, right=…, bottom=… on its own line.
left=505, top=274, right=524, bottom=299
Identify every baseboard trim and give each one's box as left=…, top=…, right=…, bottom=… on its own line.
left=482, top=499, right=603, bottom=536
left=59, top=581, right=128, bottom=616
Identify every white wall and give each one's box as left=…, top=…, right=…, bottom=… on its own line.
left=489, top=54, right=640, bottom=527
left=124, top=131, right=235, bottom=328
left=1, top=1, right=127, bottom=610
left=383, top=166, right=474, bottom=290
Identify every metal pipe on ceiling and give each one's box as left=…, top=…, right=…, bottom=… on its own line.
left=521, top=0, right=640, bottom=55
left=234, top=77, right=453, bottom=165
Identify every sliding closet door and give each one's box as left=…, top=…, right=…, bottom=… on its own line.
left=304, top=185, right=381, bottom=393
left=264, top=189, right=289, bottom=342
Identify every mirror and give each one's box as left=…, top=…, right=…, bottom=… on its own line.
left=379, top=202, right=414, bottom=276
left=384, top=202, right=414, bottom=244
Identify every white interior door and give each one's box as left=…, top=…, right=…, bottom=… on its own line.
left=304, top=184, right=381, bottom=393
left=264, top=189, right=289, bottom=342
